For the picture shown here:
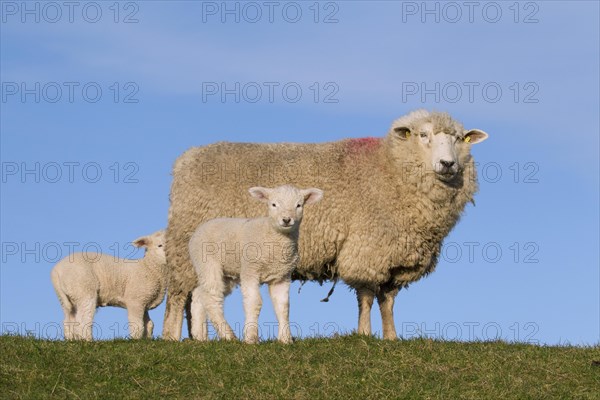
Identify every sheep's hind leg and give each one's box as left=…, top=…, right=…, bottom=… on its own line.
left=356, top=287, right=375, bottom=336
left=268, top=280, right=292, bottom=344
left=162, top=287, right=188, bottom=341
left=377, top=285, right=399, bottom=340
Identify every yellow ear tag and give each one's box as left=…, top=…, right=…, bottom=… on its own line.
left=406, top=132, right=411, bottom=138
left=464, top=136, right=471, bottom=143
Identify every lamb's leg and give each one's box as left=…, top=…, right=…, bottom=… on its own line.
left=127, top=304, right=145, bottom=339
left=190, top=286, right=209, bottom=341
left=143, top=311, right=154, bottom=339
left=63, top=308, right=77, bottom=340
left=201, top=287, right=236, bottom=341
left=356, top=287, right=375, bottom=336
left=377, top=285, right=399, bottom=340
left=241, top=276, right=262, bottom=344
left=268, top=280, right=292, bottom=344
left=59, top=297, right=76, bottom=340
left=52, top=283, right=76, bottom=340
left=204, top=298, right=236, bottom=341
left=76, top=298, right=97, bottom=341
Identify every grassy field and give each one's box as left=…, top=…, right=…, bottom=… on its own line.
left=1, top=334, right=598, bottom=399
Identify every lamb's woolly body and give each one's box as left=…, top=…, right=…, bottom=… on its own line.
left=51, top=231, right=166, bottom=340
left=191, top=217, right=299, bottom=283
left=189, top=185, right=320, bottom=343
left=163, top=110, right=484, bottom=340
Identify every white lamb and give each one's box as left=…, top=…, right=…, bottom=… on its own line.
left=189, top=185, right=323, bottom=344
left=50, top=230, right=166, bottom=340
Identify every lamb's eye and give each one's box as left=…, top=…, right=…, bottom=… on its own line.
left=271, top=203, right=276, bottom=207
left=296, top=204, right=302, bottom=208
left=158, top=244, right=163, bottom=248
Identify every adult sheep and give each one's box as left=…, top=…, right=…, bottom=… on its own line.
left=163, top=109, right=488, bottom=340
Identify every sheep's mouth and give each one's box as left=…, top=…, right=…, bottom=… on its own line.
left=436, top=171, right=458, bottom=182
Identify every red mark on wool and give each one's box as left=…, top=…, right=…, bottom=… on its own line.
left=346, top=137, right=381, bottom=154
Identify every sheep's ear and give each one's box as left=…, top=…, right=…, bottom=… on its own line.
left=249, top=187, right=270, bottom=203
left=393, top=126, right=411, bottom=140
left=302, top=188, right=323, bottom=205
left=132, top=237, right=149, bottom=248
left=463, top=129, right=488, bottom=144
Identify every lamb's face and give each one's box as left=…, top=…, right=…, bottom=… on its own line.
left=133, top=230, right=166, bottom=263
left=390, top=111, right=488, bottom=183
left=150, top=231, right=167, bottom=263
left=249, top=185, right=323, bottom=234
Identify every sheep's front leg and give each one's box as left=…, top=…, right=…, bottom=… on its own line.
left=268, top=280, right=292, bottom=344
left=241, top=276, right=262, bottom=344
left=127, top=305, right=145, bottom=339
left=143, top=311, right=154, bottom=339
left=356, top=287, right=375, bottom=336
left=377, top=285, right=399, bottom=340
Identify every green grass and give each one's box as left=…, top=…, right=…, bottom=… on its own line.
left=1, top=335, right=598, bottom=399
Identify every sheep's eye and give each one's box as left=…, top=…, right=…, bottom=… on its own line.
left=271, top=203, right=276, bottom=207
left=296, top=204, right=302, bottom=208
left=158, top=244, right=163, bottom=248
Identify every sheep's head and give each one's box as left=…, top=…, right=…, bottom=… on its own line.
left=389, top=110, right=488, bottom=182
left=249, top=185, right=323, bottom=233
left=132, top=230, right=166, bottom=263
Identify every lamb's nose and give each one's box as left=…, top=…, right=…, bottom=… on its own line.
left=440, top=160, right=455, bottom=168
left=282, top=217, right=291, bottom=225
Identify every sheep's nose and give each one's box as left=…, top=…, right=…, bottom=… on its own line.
left=282, top=217, right=291, bottom=225
left=440, top=160, right=455, bottom=168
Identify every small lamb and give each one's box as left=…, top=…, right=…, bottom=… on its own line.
left=189, top=185, right=323, bottom=344
left=50, top=230, right=166, bottom=340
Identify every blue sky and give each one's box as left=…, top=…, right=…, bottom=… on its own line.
left=1, top=1, right=598, bottom=345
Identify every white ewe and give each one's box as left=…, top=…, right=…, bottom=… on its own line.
left=189, top=185, right=323, bottom=344
left=163, top=109, right=489, bottom=341
left=50, top=230, right=166, bottom=340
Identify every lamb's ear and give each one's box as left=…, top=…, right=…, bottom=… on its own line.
left=463, top=129, right=488, bottom=144
left=393, top=126, right=411, bottom=140
left=302, top=188, right=324, bottom=205
left=132, top=236, right=149, bottom=248
left=249, top=187, right=270, bottom=203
